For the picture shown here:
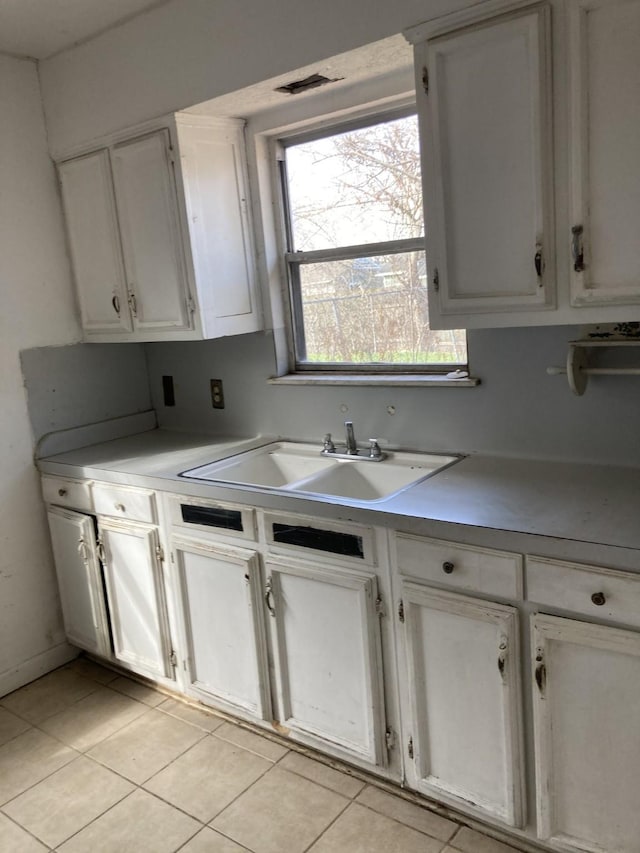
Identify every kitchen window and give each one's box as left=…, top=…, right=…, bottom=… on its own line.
left=278, top=110, right=467, bottom=374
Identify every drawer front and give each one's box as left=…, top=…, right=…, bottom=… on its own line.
left=527, top=555, right=640, bottom=628
left=395, top=534, right=523, bottom=599
left=92, top=483, right=156, bottom=523
left=264, top=512, right=376, bottom=566
left=165, top=494, right=256, bottom=541
left=42, top=476, right=93, bottom=512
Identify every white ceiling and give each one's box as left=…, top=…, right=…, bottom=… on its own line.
left=0, top=0, right=170, bottom=60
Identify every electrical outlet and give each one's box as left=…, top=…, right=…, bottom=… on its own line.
left=210, top=379, right=225, bottom=409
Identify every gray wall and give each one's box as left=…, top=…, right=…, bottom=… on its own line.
left=21, top=343, right=152, bottom=445
left=145, top=326, right=640, bottom=468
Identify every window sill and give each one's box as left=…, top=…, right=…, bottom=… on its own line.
left=267, top=373, right=480, bottom=388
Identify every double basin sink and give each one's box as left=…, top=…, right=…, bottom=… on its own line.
left=180, top=441, right=461, bottom=503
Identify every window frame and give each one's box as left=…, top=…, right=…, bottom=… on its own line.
left=276, top=105, right=468, bottom=376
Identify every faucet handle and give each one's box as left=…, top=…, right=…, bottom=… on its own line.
left=323, top=433, right=336, bottom=453
left=368, top=439, right=383, bottom=459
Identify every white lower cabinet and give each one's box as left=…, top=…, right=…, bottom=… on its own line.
left=173, top=534, right=271, bottom=720
left=46, top=506, right=110, bottom=657
left=399, top=583, right=524, bottom=827
left=98, top=518, right=173, bottom=680
left=42, top=472, right=640, bottom=853
left=265, top=555, right=387, bottom=767
left=532, top=613, right=640, bottom=853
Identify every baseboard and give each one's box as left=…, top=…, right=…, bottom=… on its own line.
left=0, top=642, right=78, bottom=697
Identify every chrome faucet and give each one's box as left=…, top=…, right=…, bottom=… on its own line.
left=344, top=421, right=358, bottom=454
left=321, top=422, right=386, bottom=461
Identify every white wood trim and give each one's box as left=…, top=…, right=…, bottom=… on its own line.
left=404, top=0, right=550, bottom=43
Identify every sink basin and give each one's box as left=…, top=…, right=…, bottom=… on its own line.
left=180, top=442, right=336, bottom=488
left=181, top=442, right=460, bottom=502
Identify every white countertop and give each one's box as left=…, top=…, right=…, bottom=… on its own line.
left=37, top=428, right=640, bottom=555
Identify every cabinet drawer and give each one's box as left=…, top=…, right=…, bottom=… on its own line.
left=92, top=483, right=156, bottom=523
left=527, top=556, right=640, bottom=628
left=264, top=512, right=375, bottom=566
left=42, top=476, right=93, bottom=512
left=165, top=494, right=256, bottom=541
left=395, top=534, right=523, bottom=600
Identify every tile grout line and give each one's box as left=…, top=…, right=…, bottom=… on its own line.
left=0, top=805, right=58, bottom=851
left=353, top=797, right=459, bottom=846
left=300, top=793, right=354, bottom=853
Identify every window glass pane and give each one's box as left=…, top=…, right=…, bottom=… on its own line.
left=296, top=252, right=467, bottom=366
left=286, top=115, right=423, bottom=251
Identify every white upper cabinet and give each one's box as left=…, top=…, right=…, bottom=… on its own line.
left=58, top=114, right=261, bottom=342
left=58, top=150, right=131, bottom=335
left=111, top=130, right=192, bottom=334
left=568, top=0, right=640, bottom=307
left=406, top=0, right=640, bottom=329
left=408, top=3, right=554, bottom=325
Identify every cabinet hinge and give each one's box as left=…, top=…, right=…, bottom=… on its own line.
left=186, top=294, right=196, bottom=314
left=433, top=268, right=439, bottom=292
left=398, top=599, right=405, bottom=623
left=407, top=736, right=414, bottom=760
left=169, top=649, right=178, bottom=668
left=170, top=551, right=175, bottom=564
left=421, top=65, right=429, bottom=94
left=167, top=146, right=177, bottom=166
left=375, top=594, right=385, bottom=618
left=155, top=544, right=165, bottom=563
left=385, top=727, right=396, bottom=751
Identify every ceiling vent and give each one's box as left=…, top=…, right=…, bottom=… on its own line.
left=275, top=73, right=343, bottom=95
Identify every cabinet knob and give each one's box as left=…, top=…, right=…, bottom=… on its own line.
left=58, top=488, right=68, bottom=497
left=591, top=591, right=606, bottom=606
left=442, top=561, right=455, bottom=574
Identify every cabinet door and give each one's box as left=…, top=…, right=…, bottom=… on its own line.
left=58, top=150, right=131, bottom=335
left=400, top=583, right=524, bottom=827
left=532, top=613, right=640, bottom=852
left=99, top=519, right=172, bottom=679
left=266, top=556, right=386, bottom=766
left=568, top=0, right=640, bottom=306
left=111, top=130, right=193, bottom=333
left=174, top=535, right=271, bottom=720
left=414, top=4, right=553, bottom=324
left=175, top=118, right=260, bottom=338
left=47, top=507, right=110, bottom=656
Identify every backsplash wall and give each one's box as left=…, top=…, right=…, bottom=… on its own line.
left=145, top=325, right=640, bottom=468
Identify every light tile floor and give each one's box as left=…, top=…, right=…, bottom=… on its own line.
left=0, top=660, right=529, bottom=853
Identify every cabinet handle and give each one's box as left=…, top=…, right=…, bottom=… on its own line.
left=571, top=225, right=585, bottom=272
left=534, top=647, right=546, bottom=695
left=591, top=591, right=606, bottom=606
left=534, top=244, right=543, bottom=279
left=442, top=561, right=455, bottom=574
left=58, top=488, right=68, bottom=497
left=114, top=503, right=126, bottom=512
left=265, top=576, right=276, bottom=617
left=111, top=294, right=121, bottom=315
left=128, top=291, right=138, bottom=317
left=497, top=636, right=508, bottom=681
left=77, top=537, right=88, bottom=563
